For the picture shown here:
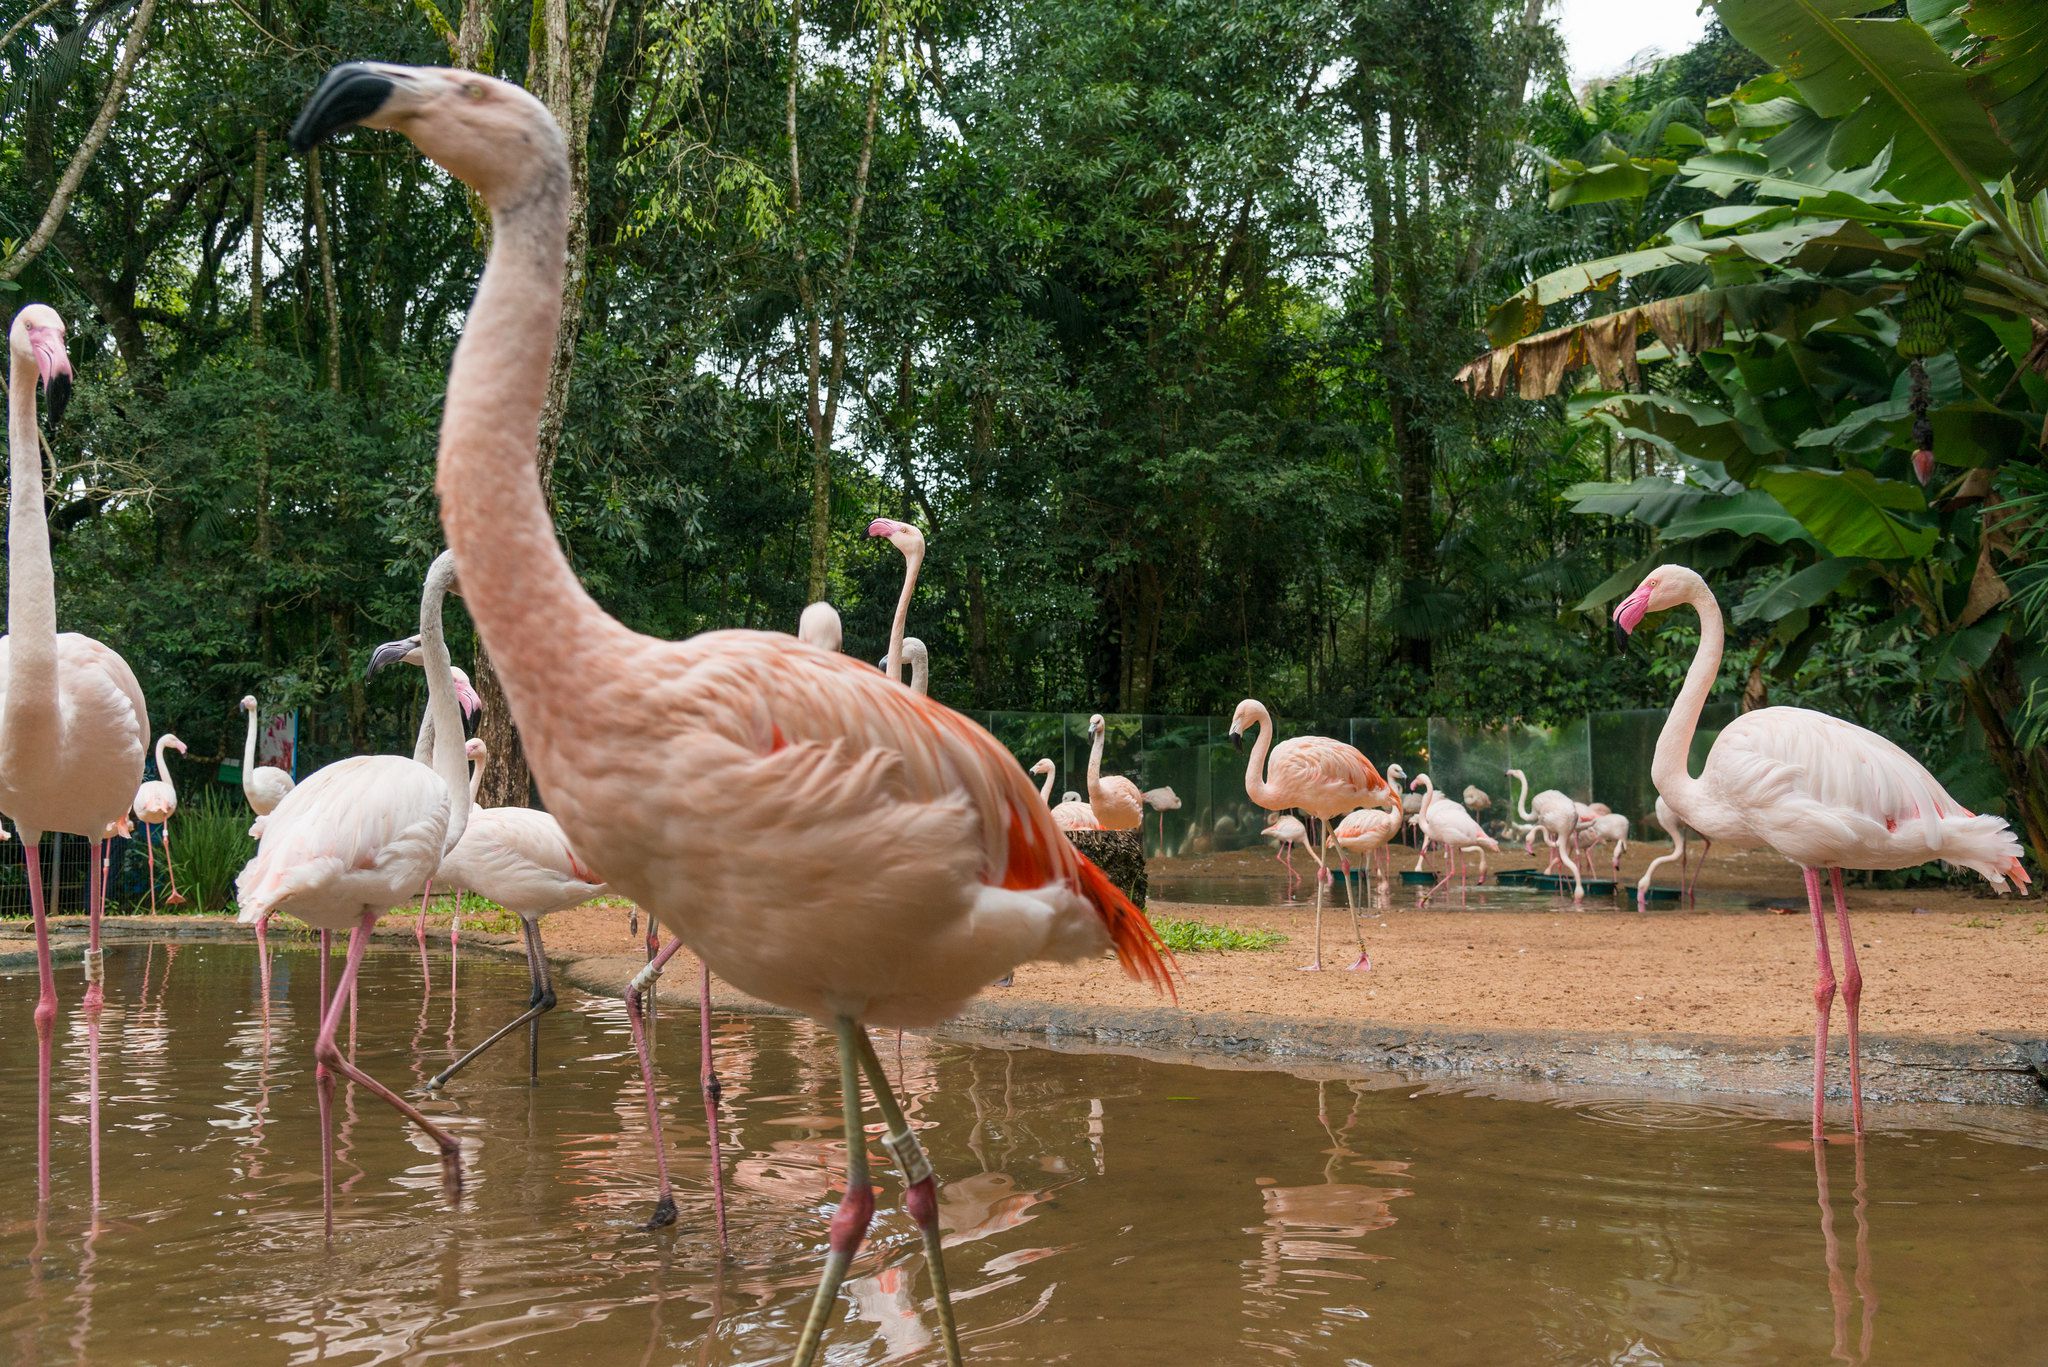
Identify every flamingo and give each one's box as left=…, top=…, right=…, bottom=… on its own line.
left=239, top=694, right=296, bottom=835
left=1639, top=795, right=1711, bottom=908
left=3, top=304, right=149, bottom=1204
left=1263, top=814, right=1310, bottom=898
left=1462, top=784, right=1493, bottom=822
left=1410, top=774, right=1499, bottom=906
left=130, top=733, right=189, bottom=910
left=234, top=548, right=474, bottom=1232
left=1141, top=785, right=1181, bottom=848
left=1029, top=757, right=1057, bottom=803
left=1084, top=714, right=1145, bottom=831
left=391, top=736, right=608, bottom=1090
left=1615, top=563, right=2029, bottom=1138
left=1229, top=699, right=1395, bottom=971
left=292, top=63, right=1173, bottom=1355
left=373, top=640, right=483, bottom=949
left=1051, top=788, right=1101, bottom=832
left=868, top=517, right=924, bottom=671
left=878, top=637, right=929, bottom=693
left=798, top=600, right=843, bottom=651
left=1332, top=805, right=1402, bottom=884
left=1573, top=811, right=1631, bottom=871
left=1387, top=763, right=1424, bottom=846
left=1505, top=766, right=1585, bottom=897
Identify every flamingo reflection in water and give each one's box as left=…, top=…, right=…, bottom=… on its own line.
left=1247, top=1080, right=1412, bottom=1306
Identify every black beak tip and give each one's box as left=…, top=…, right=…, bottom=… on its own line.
left=365, top=639, right=412, bottom=680
left=42, top=372, right=70, bottom=430
left=1229, top=731, right=1243, bottom=752
left=289, top=63, right=395, bottom=155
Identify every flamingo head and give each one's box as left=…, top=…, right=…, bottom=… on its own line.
left=1226, top=698, right=1263, bottom=749
left=240, top=694, right=259, bottom=713
left=11, top=304, right=72, bottom=428
left=290, top=64, right=560, bottom=208
left=1408, top=773, right=1429, bottom=793
left=450, top=666, right=483, bottom=718
left=1029, top=758, right=1055, bottom=778
left=1385, top=763, right=1406, bottom=786
left=797, top=601, right=843, bottom=652
left=163, top=734, right=188, bottom=756
left=1087, top=713, right=1106, bottom=740
left=866, top=518, right=926, bottom=562
left=1062, top=791, right=1083, bottom=804
left=465, top=737, right=488, bottom=761
left=1614, top=564, right=1704, bottom=635
left=366, top=634, right=423, bottom=678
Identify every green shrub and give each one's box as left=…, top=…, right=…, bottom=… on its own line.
left=166, top=790, right=256, bottom=915
left=1152, top=917, right=1284, bottom=953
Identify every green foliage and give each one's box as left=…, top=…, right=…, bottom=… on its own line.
left=164, top=790, right=254, bottom=916
left=1151, top=917, right=1285, bottom=953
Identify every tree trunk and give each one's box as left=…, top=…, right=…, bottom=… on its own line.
left=249, top=126, right=267, bottom=346
left=307, top=147, right=341, bottom=392
left=0, top=0, right=157, bottom=283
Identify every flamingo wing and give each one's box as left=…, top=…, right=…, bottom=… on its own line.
left=1269, top=737, right=1391, bottom=816
left=235, top=756, right=451, bottom=926
left=1090, top=775, right=1146, bottom=831
left=440, top=806, right=607, bottom=915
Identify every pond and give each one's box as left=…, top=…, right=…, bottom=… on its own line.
left=1, top=940, right=2042, bottom=1364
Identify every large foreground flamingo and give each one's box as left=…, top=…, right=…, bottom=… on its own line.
left=1615, top=564, right=2028, bottom=1139
left=131, top=733, right=189, bottom=909
left=292, top=64, right=1173, bottom=1360
left=235, top=549, right=474, bottom=1232
left=3, top=305, right=149, bottom=1203
left=1229, top=699, right=1394, bottom=971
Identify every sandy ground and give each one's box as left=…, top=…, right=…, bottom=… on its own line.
left=385, top=837, right=2047, bottom=1043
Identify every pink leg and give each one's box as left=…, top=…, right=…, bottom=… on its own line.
left=86, top=841, right=105, bottom=1207
left=416, top=881, right=431, bottom=948
left=625, top=936, right=688, bottom=1227
left=316, top=910, right=463, bottom=1234
left=27, top=839, right=55, bottom=1203
left=145, top=833, right=158, bottom=914
left=1804, top=866, right=1836, bottom=1143
left=699, top=958, right=728, bottom=1245
left=161, top=825, right=184, bottom=904
left=1829, top=868, right=1864, bottom=1135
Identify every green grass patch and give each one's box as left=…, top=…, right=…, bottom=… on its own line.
left=1152, top=917, right=1284, bottom=953
left=163, top=791, right=256, bottom=915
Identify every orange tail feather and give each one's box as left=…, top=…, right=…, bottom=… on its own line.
left=1073, top=853, right=1178, bottom=1000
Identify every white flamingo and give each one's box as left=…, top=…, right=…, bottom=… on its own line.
left=1264, top=813, right=1311, bottom=897
left=3, top=304, right=149, bottom=1203
left=1411, top=774, right=1499, bottom=905
left=1615, top=563, right=2028, bottom=1138
left=1505, top=766, right=1585, bottom=897
left=130, top=733, right=188, bottom=910
left=1639, top=795, right=1711, bottom=908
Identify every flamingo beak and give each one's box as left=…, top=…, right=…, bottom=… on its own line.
left=1229, top=729, right=1243, bottom=751
left=29, top=327, right=71, bottom=428
left=1613, top=582, right=1654, bottom=637
left=454, top=673, right=482, bottom=718
left=289, top=62, right=399, bottom=153
left=866, top=518, right=900, bottom=539
left=365, top=636, right=419, bottom=679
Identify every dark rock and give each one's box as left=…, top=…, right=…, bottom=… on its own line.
left=1065, top=828, right=1146, bottom=907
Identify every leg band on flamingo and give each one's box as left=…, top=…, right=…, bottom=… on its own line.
left=792, top=1016, right=876, bottom=1367
left=855, top=1027, right=964, bottom=1367
left=625, top=936, right=687, bottom=1229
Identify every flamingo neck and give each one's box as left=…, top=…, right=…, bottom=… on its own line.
left=1037, top=765, right=1054, bottom=804
left=1415, top=777, right=1434, bottom=821
left=1241, top=706, right=1278, bottom=808
left=469, top=751, right=486, bottom=802
left=1087, top=724, right=1107, bottom=798
left=1510, top=770, right=1534, bottom=823
left=241, top=706, right=261, bottom=797
left=905, top=638, right=928, bottom=696
left=154, top=736, right=176, bottom=798
left=418, top=555, right=471, bottom=852
left=1653, top=581, right=1722, bottom=807
left=5, top=341, right=57, bottom=756
left=433, top=151, right=625, bottom=783
left=885, top=549, right=922, bottom=684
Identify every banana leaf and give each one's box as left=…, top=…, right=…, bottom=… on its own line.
left=1735, top=556, right=1855, bottom=622
left=1755, top=465, right=1938, bottom=559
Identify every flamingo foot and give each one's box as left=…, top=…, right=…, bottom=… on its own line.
left=1346, top=951, right=1371, bottom=972
left=644, top=1193, right=679, bottom=1230
left=1297, top=961, right=1323, bottom=973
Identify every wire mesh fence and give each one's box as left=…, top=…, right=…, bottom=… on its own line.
left=0, top=831, right=148, bottom=919
left=980, top=706, right=1734, bottom=859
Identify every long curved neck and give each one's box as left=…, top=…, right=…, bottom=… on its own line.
left=1037, top=765, right=1054, bottom=804
left=1087, top=725, right=1106, bottom=796
left=469, top=751, right=486, bottom=801
left=5, top=343, right=58, bottom=756
left=413, top=701, right=435, bottom=766
left=1652, top=583, right=1723, bottom=806
left=242, top=707, right=261, bottom=794
left=418, top=557, right=471, bottom=851
left=1416, top=777, right=1435, bottom=819
left=154, top=736, right=176, bottom=797
left=1241, top=706, right=1279, bottom=808
left=885, top=549, right=922, bottom=683
left=434, top=152, right=627, bottom=778
left=1511, top=770, right=1534, bottom=822
left=907, top=640, right=928, bottom=696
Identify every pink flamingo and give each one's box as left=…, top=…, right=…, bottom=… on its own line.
left=235, top=549, right=474, bottom=1233
left=1084, top=714, right=1145, bottom=831
left=239, top=694, right=297, bottom=968
left=3, top=304, right=149, bottom=1203
left=1263, top=814, right=1310, bottom=898
left=1410, top=774, right=1498, bottom=907
left=1572, top=811, right=1631, bottom=871
left=131, top=733, right=189, bottom=909
left=1051, top=788, right=1100, bottom=831
left=396, top=737, right=607, bottom=1090
left=1332, top=805, right=1401, bottom=884
left=1638, top=795, right=1711, bottom=908
left=371, top=641, right=484, bottom=952
left=1616, top=564, right=2029, bottom=1139
left=1142, top=786, right=1180, bottom=848
left=1229, top=698, right=1395, bottom=971
left=290, top=63, right=1175, bottom=1358
left=1505, top=767, right=1586, bottom=897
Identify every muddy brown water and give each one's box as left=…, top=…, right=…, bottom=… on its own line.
left=1, top=940, right=2042, bottom=1364
left=1149, top=872, right=1767, bottom=913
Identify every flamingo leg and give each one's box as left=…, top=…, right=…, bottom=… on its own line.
left=1803, top=866, right=1837, bottom=1143
left=1298, top=829, right=1330, bottom=971
left=699, top=958, right=728, bottom=1246
left=144, top=830, right=158, bottom=914
left=1690, top=839, right=1711, bottom=901
left=426, top=916, right=556, bottom=1090
left=1275, top=845, right=1295, bottom=900
left=416, top=880, right=432, bottom=951
left=1334, top=838, right=1368, bottom=971
left=1828, top=868, right=1864, bottom=1135
left=27, top=839, right=55, bottom=1204
left=86, top=841, right=105, bottom=1208
left=792, top=1017, right=878, bottom=1367
left=624, top=935, right=688, bottom=1228
left=855, top=1025, right=964, bottom=1367
left=315, top=910, right=464, bottom=1234
left=160, top=824, right=183, bottom=904
left=1555, top=830, right=1584, bottom=899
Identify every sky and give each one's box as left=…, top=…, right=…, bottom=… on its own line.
left=1556, top=0, right=1711, bottom=85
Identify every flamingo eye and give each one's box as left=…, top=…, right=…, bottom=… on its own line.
left=462, top=82, right=485, bottom=101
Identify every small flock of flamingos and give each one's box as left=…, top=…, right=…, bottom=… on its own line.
left=0, top=61, right=2030, bottom=1367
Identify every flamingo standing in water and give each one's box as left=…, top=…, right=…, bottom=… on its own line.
left=1332, top=804, right=1402, bottom=884
left=1410, top=774, right=1499, bottom=905
left=1263, top=814, right=1310, bottom=898
left=1229, top=699, right=1395, bottom=971
left=291, top=63, right=1173, bottom=1358
left=131, top=733, right=189, bottom=909
left=3, top=305, right=149, bottom=1204
left=1639, top=795, right=1712, bottom=908
left=1084, top=714, right=1145, bottom=831
left=1505, top=767, right=1586, bottom=897
left=235, top=549, right=474, bottom=1232
left=1615, top=564, right=2028, bottom=1139
left=240, top=695, right=298, bottom=967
